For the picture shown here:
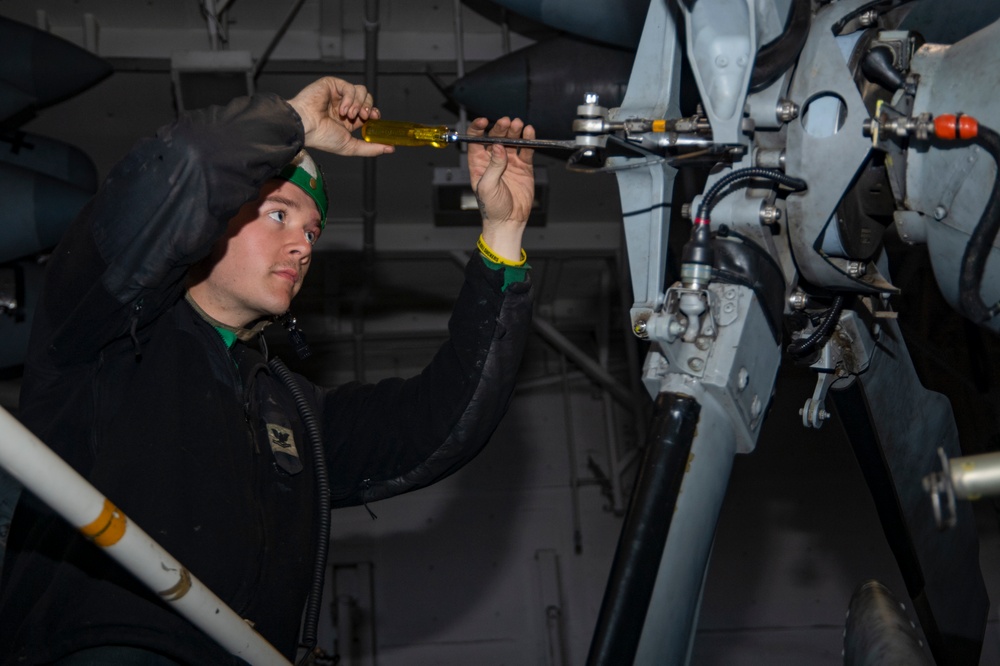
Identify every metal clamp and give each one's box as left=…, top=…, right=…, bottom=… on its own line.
left=922, top=448, right=957, bottom=530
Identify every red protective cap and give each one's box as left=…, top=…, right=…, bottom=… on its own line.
left=934, top=114, right=978, bottom=140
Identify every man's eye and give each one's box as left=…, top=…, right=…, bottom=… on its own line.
left=268, top=210, right=285, bottom=223
left=305, top=230, right=318, bottom=245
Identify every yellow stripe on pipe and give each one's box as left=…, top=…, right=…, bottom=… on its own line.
left=80, top=498, right=127, bottom=547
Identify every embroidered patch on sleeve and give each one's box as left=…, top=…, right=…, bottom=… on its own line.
left=267, top=423, right=303, bottom=475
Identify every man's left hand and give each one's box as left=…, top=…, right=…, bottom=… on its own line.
left=467, top=117, right=535, bottom=262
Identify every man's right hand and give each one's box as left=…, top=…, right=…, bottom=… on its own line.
left=287, top=77, right=395, bottom=158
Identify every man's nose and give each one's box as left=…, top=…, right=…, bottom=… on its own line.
left=285, top=230, right=312, bottom=258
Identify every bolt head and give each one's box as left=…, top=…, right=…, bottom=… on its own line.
left=776, top=100, right=800, bottom=123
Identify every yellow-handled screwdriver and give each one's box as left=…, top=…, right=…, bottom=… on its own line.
left=362, top=119, right=577, bottom=150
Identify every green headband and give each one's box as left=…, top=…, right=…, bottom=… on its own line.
left=277, top=150, right=328, bottom=228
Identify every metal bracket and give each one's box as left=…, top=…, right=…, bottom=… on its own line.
left=922, top=448, right=957, bottom=530
left=648, top=286, right=719, bottom=378
left=800, top=309, right=879, bottom=428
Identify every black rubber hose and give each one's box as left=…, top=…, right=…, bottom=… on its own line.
left=959, top=124, right=1000, bottom=324
left=749, top=0, right=812, bottom=93
left=268, top=357, right=332, bottom=655
left=788, top=294, right=846, bottom=357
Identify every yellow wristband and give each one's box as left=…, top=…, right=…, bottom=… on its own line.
left=477, top=234, right=527, bottom=267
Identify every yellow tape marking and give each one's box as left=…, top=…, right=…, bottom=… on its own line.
left=80, top=498, right=127, bottom=547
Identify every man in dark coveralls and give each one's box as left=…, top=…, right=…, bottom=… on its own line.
left=0, top=76, right=535, bottom=664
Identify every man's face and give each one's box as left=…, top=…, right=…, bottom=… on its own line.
left=188, top=179, right=323, bottom=327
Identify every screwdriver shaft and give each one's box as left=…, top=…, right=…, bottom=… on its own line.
left=449, top=133, right=577, bottom=150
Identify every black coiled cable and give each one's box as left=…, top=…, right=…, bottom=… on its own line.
left=267, top=356, right=331, bottom=662
left=697, top=167, right=808, bottom=221
left=683, top=167, right=807, bottom=268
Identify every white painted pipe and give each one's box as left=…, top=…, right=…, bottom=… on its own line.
left=0, top=406, right=290, bottom=666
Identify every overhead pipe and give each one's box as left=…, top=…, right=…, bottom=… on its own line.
left=559, top=354, right=584, bottom=554
left=596, top=262, right=626, bottom=514
left=532, top=316, right=634, bottom=409
left=615, top=242, right=650, bottom=447
left=250, top=0, right=308, bottom=81
left=82, top=13, right=99, bottom=54
left=362, top=0, right=379, bottom=264
left=446, top=251, right=634, bottom=409
left=0, top=406, right=290, bottom=666
left=203, top=0, right=220, bottom=51
left=499, top=8, right=511, bottom=55
left=352, top=0, right=380, bottom=383
left=453, top=0, right=468, bottom=134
